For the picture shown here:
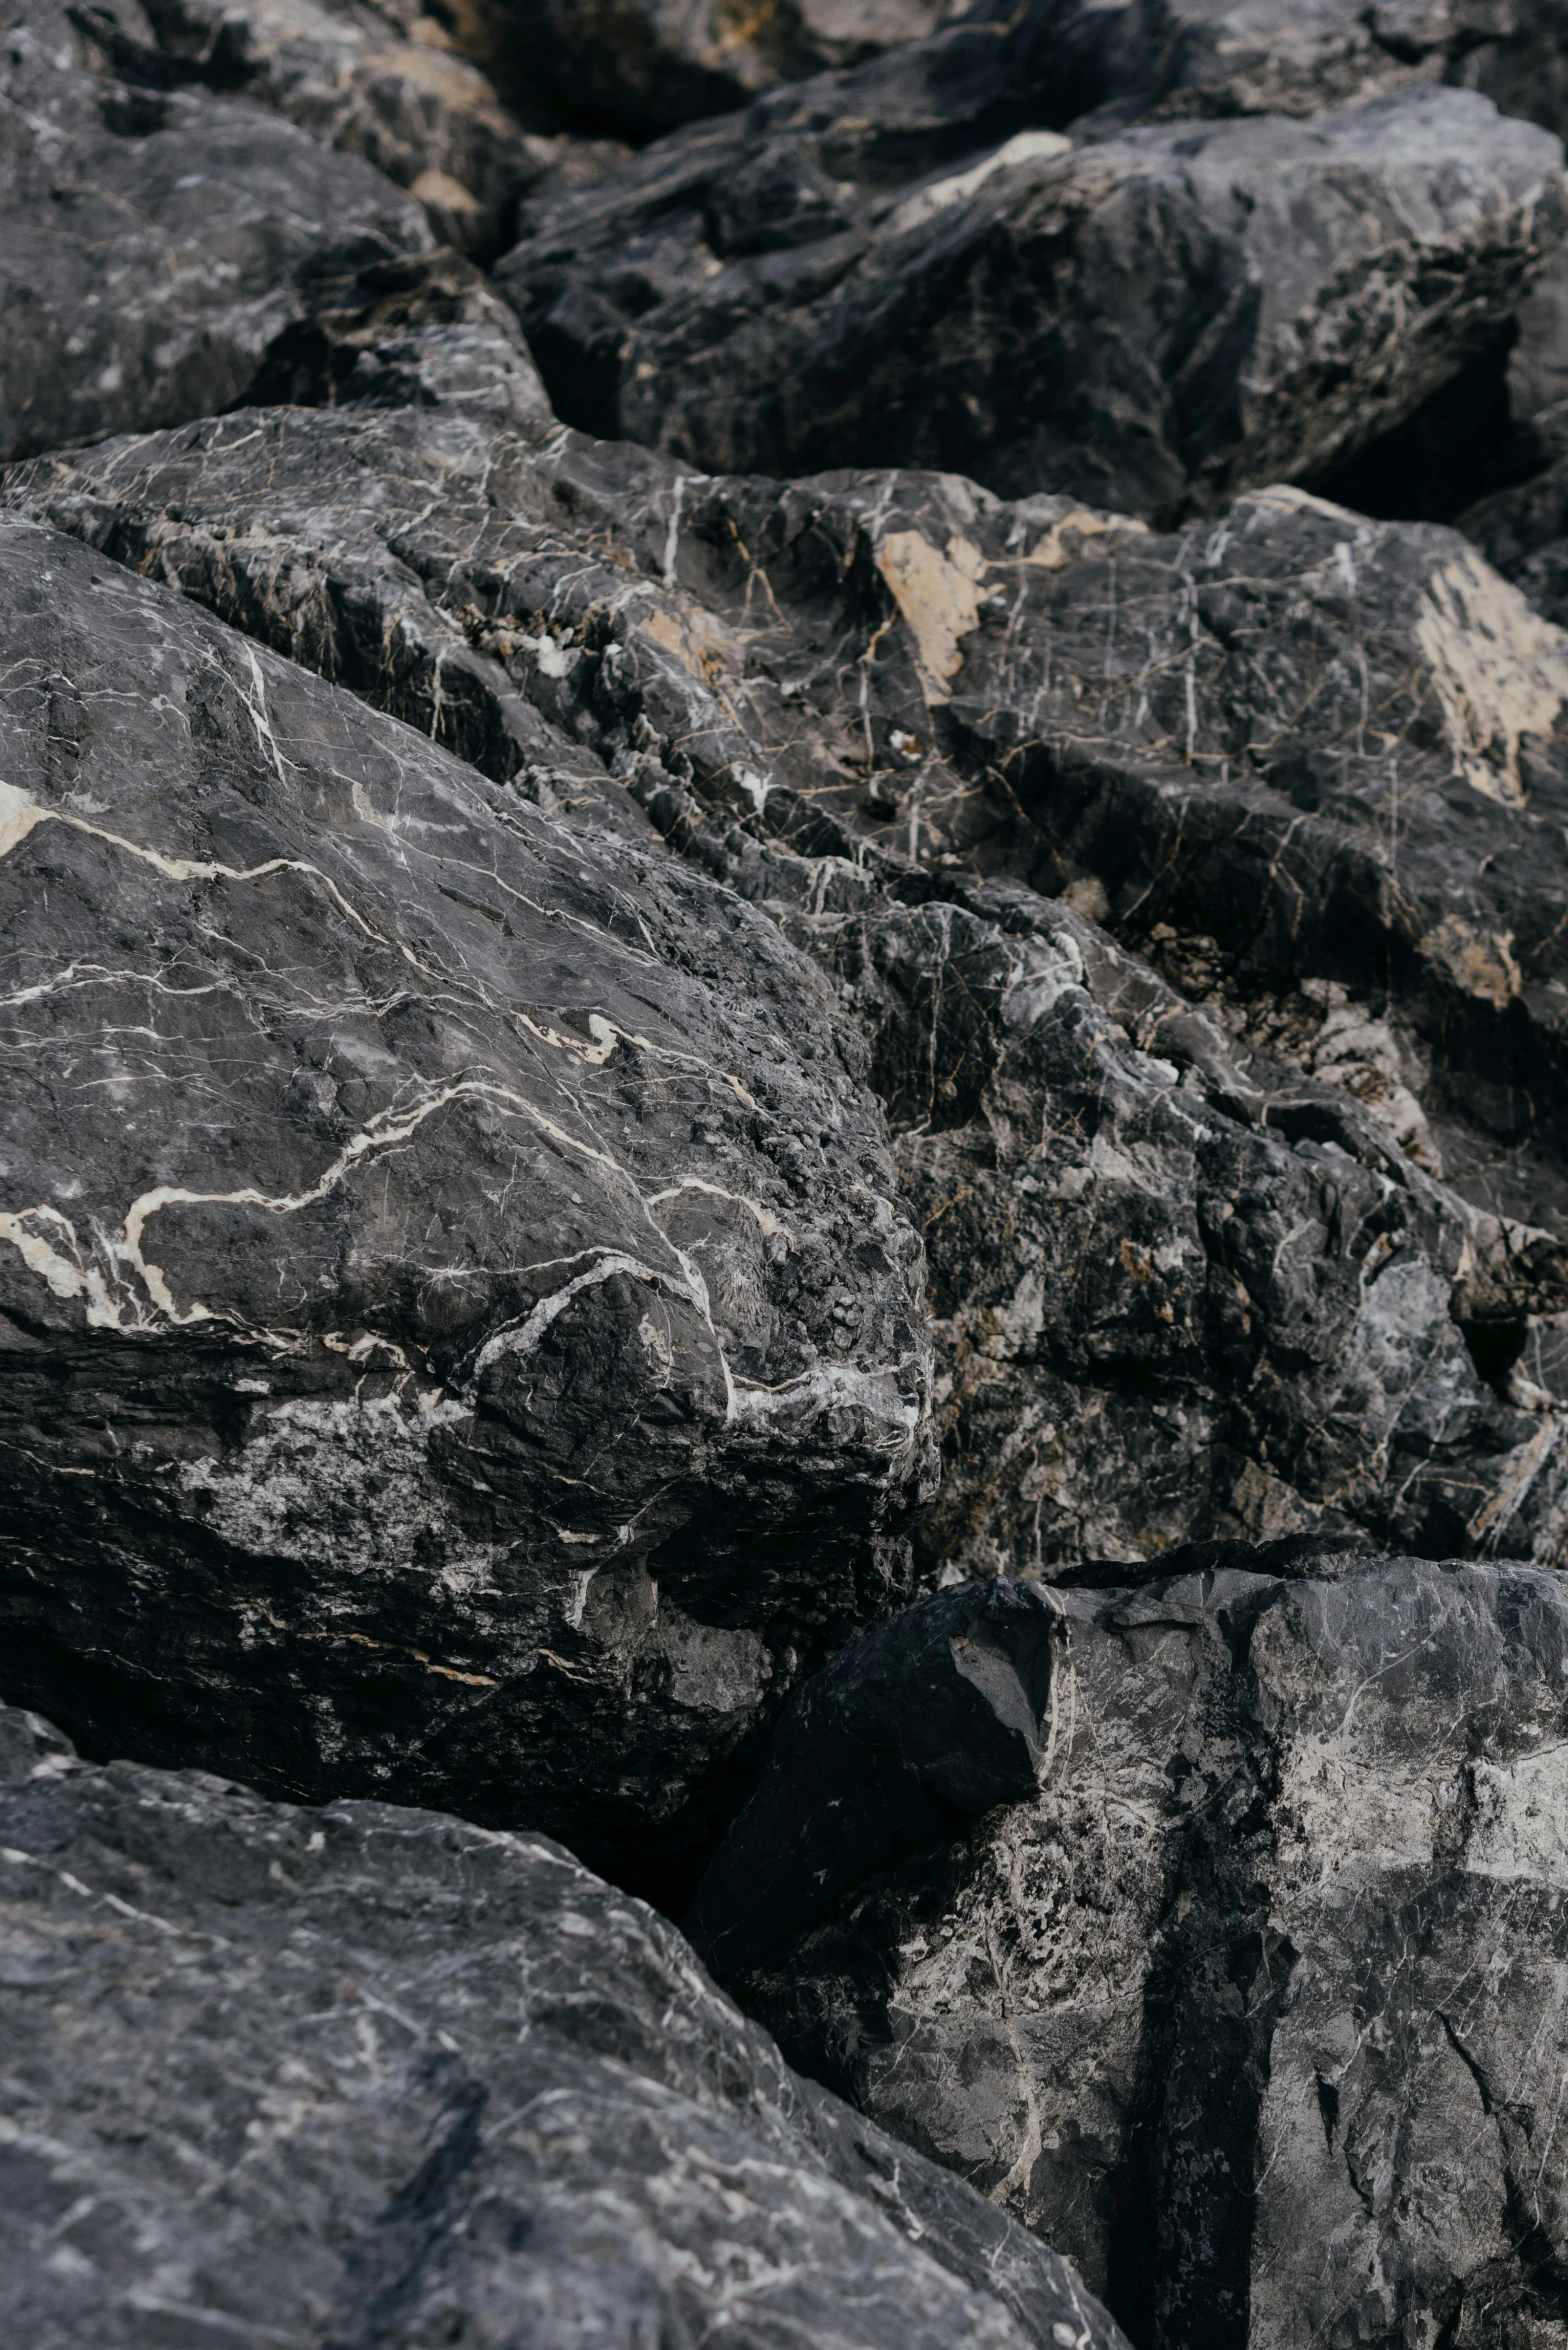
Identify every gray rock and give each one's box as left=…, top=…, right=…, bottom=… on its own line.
left=0, top=512, right=933, bottom=1894
left=0, top=0, right=443, bottom=463
left=702, top=1557, right=1568, bottom=2350
left=20, top=413, right=1568, bottom=1569
left=498, top=82, right=1565, bottom=516
left=495, top=0, right=973, bottom=137
left=67, top=0, right=583, bottom=255
left=0, top=1700, right=1128, bottom=2350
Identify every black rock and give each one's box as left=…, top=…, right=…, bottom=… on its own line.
left=0, top=0, right=452, bottom=461
left=0, top=1700, right=1128, bottom=2350
left=0, top=513, right=934, bottom=1893
left=19, top=415, right=1568, bottom=1568
left=498, top=78, right=1565, bottom=513
left=61, top=0, right=597, bottom=258
left=685, top=1574, right=1059, bottom=1974
left=706, top=1557, right=1568, bottom=2350
left=493, top=0, right=971, bottom=137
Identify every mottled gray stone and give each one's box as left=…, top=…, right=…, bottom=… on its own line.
left=70, top=0, right=633, bottom=255
left=0, top=0, right=449, bottom=461
left=0, top=513, right=934, bottom=1893
left=701, top=1557, right=1568, bottom=2350
left=498, top=79, right=1565, bottom=514
left=19, top=411, right=1568, bottom=1571
left=0, top=1700, right=1127, bottom=2350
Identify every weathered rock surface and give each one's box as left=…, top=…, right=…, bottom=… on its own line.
left=0, top=1700, right=1127, bottom=2350
left=70, top=0, right=632, bottom=257
left=701, top=1556, right=1568, bottom=2350
left=498, top=75, right=1565, bottom=513
left=0, top=0, right=449, bottom=462
left=497, top=0, right=972, bottom=137
left=21, top=413, right=1568, bottom=1567
left=0, top=513, right=934, bottom=1894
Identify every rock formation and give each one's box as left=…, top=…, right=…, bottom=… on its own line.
left=2, top=0, right=1568, bottom=2338
left=696, top=1556, right=1568, bottom=2350
left=0, top=514, right=931, bottom=1896
left=498, top=83, right=1565, bottom=510
left=0, top=1698, right=1127, bottom=2350
left=18, top=417, right=1568, bottom=1568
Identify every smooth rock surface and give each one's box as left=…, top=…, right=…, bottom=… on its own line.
left=498, top=80, right=1565, bottom=512
left=705, top=1557, right=1568, bottom=2350
left=0, top=514, right=933, bottom=1892
left=21, top=418, right=1568, bottom=1567
left=0, top=0, right=446, bottom=461
left=0, top=1700, right=1127, bottom=2350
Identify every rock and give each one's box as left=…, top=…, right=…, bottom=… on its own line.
left=0, top=513, right=933, bottom=1897
left=686, top=1575, right=1060, bottom=1975
left=0, top=1701, right=1128, bottom=2350
left=1463, top=454, right=1568, bottom=629
left=498, top=82, right=1565, bottom=516
left=67, top=0, right=586, bottom=256
left=0, top=0, right=444, bottom=462
left=19, top=417, right=1568, bottom=1568
left=237, top=243, right=556, bottom=421
left=701, top=1557, right=1568, bottom=2350
left=497, top=0, right=973, bottom=138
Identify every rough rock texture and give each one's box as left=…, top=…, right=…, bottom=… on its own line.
left=0, top=1701, right=1127, bottom=2350
left=0, top=513, right=935, bottom=1894
left=703, top=1556, right=1568, bottom=2350
left=686, top=1574, right=1059, bottom=1974
left=498, top=81, right=1565, bottom=515
left=65, top=0, right=595, bottom=255
left=21, top=414, right=1568, bottom=1568
left=498, top=0, right=973, bottom=137
left=0, top=0, right=451, bottom=462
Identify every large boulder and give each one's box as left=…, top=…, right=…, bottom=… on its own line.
left=0, top=514, right=933, bottom=1895
left=497, top=77, right=1565, bottom=513
left=17, top=413, right=1568, bottom=1569
left=0, top=1700, right=1127, bottom=2350
left=694, top=1556, right=1568, bottom=2350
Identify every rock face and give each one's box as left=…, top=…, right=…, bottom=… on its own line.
left=23, top=416, right=1568, bottom=1565
left=21, top=414, right=1568, bottom=1568
left=498, top=75, right=1565, bottom=512
left=0, top=513, right=933, bottom=1894
left=0, top=1700, right=1127, bottom=2350
left=698, top=1557, right=1568, bottom=2350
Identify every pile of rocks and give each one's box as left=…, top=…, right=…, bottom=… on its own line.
left=5, top=0, right=1568, bottom=2342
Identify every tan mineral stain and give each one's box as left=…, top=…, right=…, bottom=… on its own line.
left=1414, top=545, right=1568, bottom=809
left=1425, top=912, right=1523, bottom=1012
left=876, top=529, right=988, bottom=704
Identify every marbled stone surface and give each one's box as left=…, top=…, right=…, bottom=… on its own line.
left=702, top=1555, right=1568, bottom=2350
left=20, top=413, right=1568, bottom=1570
left=0, top=1699, right=1127, bottom=2350
left=3, top=0, right=1568, bottom=2340
left=0, top=514, right=931, bottom=1894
